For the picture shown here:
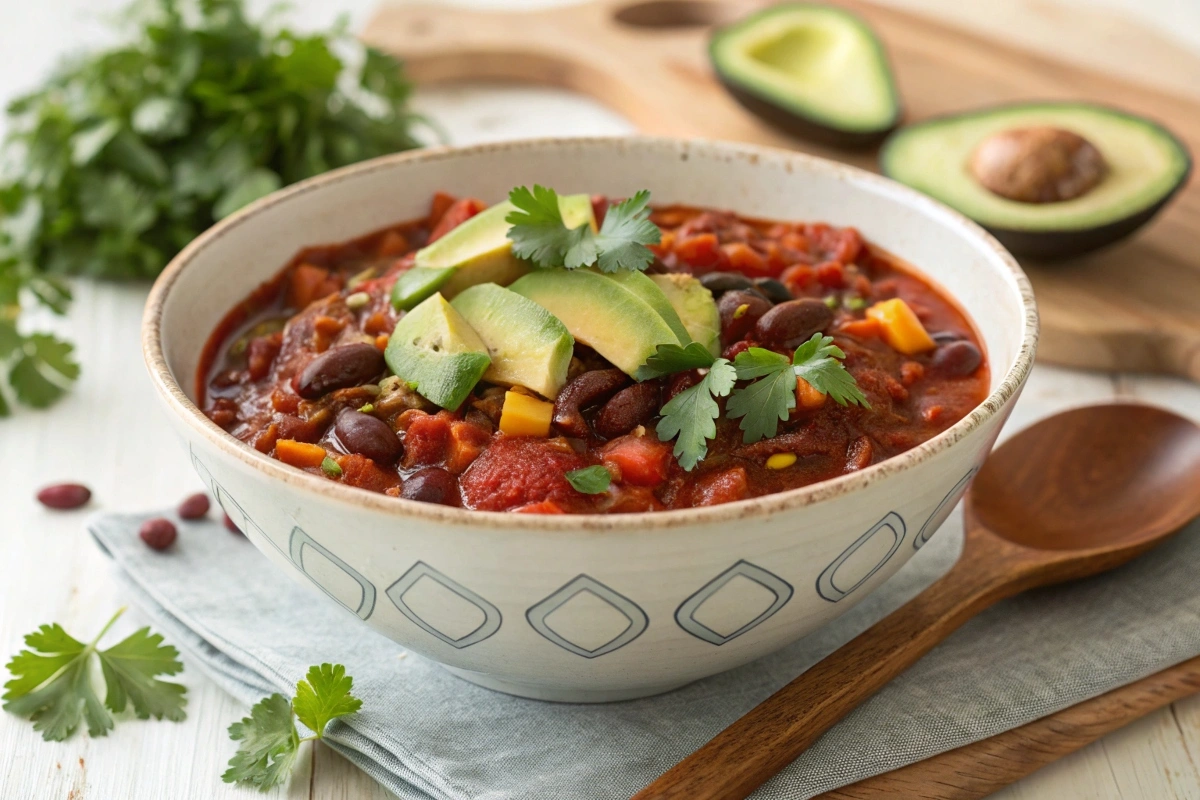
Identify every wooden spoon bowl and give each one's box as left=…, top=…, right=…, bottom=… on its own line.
left=636, top=403, right=1200, bottom=800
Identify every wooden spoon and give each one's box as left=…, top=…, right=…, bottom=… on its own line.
left=635, top=403, right=1200, bottom=800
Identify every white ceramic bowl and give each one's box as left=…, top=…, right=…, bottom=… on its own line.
left=144, top=138, right=1037, bottom=702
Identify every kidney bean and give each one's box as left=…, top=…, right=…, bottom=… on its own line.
left=553, top=369, right=630, bottom=437
left=294, top=343, right=385, bottom=399
left=699, top=271, right=755, bottom=295
left=754, top=298, right=834, bottom=349
left=139, top=518, right=177, bottom=551
left=595, top=381, right=661, bottom=439
left=753, top=278, right=792, bottom=304
left=401, top=467, right=458, bottom=505
left=178, top=493, right=210, bottom=520
left=930, top=340, right=983, bottom=377
left=335, top=409, right=403, bottom=463
left=224, top=514, right=243, bottom=535
left=36, top=483, right=91, bottom=510
left=718, top=290, right=772, bottom=343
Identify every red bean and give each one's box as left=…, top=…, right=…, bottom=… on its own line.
left=178, top=493, right=211, bottom=520
left=36, top=483, right=92, bottom=510
left=553, top=369, right=629, bottom=437
left=294, top=343, right=385, bottom=399
left=595, top=382, right=661, bottom=439
left=334, top=409, right=402, bottom=463
left=401, top=467, right=458, bottom=505
left=224, top=514, right=243, bottom=535
left=930, top=341, right=983, bottom=378
left=754, top=298, right=833, bottom=349
left=139, top=518, right=177, bottom=551
left=718, top=291, right=772, bottom=343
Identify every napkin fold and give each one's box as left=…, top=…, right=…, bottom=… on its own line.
left=89, top=508, right=1200, bottom=800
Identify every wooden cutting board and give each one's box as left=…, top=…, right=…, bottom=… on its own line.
left=362, top=0, right=1200, bottom=380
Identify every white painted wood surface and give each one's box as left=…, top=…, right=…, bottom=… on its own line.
left=1, top=1, right=1199, bottom=798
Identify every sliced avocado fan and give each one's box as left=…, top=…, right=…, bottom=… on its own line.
left=710, top=3, right=901, bottom=147
left=881, top=102, right=1191, bottom=258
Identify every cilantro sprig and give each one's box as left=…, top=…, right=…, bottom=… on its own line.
left=566, top=465, right=613, bottom=494
left=637, top=342, right=716, bottom=380
left=3, top=607, right=186, bottom=741
left=223, top=663, right=362, bottom=791
left=506, top=186, right=660, bottom=272
left=655, top=359, right=737, bottom=471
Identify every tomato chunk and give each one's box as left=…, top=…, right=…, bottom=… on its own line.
left=428, top=198, right=486, bottom=243
left=402, top=411, right=453, bottom=467
left=601, top=435, right=673, bottom=488
left=460, top=437, right=591, bottom=512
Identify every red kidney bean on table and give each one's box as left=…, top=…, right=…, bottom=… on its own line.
left=36, top=483, right=92, bottom=510
left=139, top=518, right=177, bottom=550
left=178, top=492, right=211, bottom=519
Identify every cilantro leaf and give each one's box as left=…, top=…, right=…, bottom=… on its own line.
left=565, top=465, right=612, bottom=494
left=293, top=663, right=362, bottom=737
left=656, top=359, right=737, bottom=470
left=592, top=190, right=660, bottom=273
left=8, top=334, right=80, bottom=409
left=732, top=347, right=791, bottom=381
left=3, top=608, right=185, bottom=742
left=224, top=663, right=363, bottom=791
left=792, top=334, right=871, bottom=408
left=506, top=186, right=660, bottom=272
left=726, top=362, right=797, bottom=444
left=222, top=694, right=301, bottom=791
left=637, top=342, right=715, bottom=380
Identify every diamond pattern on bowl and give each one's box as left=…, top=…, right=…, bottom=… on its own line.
left=288, top=527, right=377, bottom=620
left=914, top=468, right=978, bottom=550
left=817, top=512, right=906, bottom=602
left=675, top=560, right=794, bottom=646
left=526, top=575, right=648, bottom=659
left=386, top=562, right=502, bottom=649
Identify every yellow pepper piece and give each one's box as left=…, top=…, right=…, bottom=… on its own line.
left=499, top=390, right=554, bottom=437
left=766, top=453, right=797, bottom=470
left=865, top=298, right=936, bottom=355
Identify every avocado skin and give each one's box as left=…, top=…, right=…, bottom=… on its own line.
left=717, top=77, right=900, bottom=149
left=879, top=102, right=1193, bottom=260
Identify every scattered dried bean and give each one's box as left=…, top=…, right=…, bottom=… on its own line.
left=36, top=483, right=91, bottom=510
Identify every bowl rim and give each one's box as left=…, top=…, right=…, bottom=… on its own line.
left=142, top=135, right=1039, bottom=533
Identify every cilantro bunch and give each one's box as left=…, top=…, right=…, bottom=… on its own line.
left=0, top=0, right=428, bottom=413
left=650, top=335, right=870, bottom=469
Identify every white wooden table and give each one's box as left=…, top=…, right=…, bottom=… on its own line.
left=2, top=1, right=1199, bottom=798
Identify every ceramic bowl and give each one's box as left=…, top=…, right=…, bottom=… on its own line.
left=143, top=137, right=1037, bottom=702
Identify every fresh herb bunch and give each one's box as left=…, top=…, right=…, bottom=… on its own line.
left=223, top=663, right=362, bottom=791
left=2, top=608, right=187, bottom=741
left=0, top=0, right=427, bottom=413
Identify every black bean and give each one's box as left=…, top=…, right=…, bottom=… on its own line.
left=139, top=518, right=177, bottom=551
left=699, top=272, right=755, bottom=295
left=295, top=343, right=385, bottom=399
left=401, top=467, right=458, bottom=505
left=178, top=493, right=210, bottom=520
left=753, top=278, right=792, bottom=304
left=36, top=483, right=91, bottom=510
left=931, top=330, right=967, bottom=345
left=335, top=409, right=403, bottom=463
left=930, top=341, right=983, bottom=377
left=754, top=298, right=834, bottom=349
left=595, top=382, right=661, bottom=438
left=718, top=291, right=773, bottom=343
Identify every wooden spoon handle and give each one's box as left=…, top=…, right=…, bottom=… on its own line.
left=633, top=540, right=1028, bottom=800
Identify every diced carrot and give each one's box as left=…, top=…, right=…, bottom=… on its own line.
left=601, top=434, right=673, bottom=488
left=900, top=361, right=925, bottom=386
left=376, top=230, right=410, bottom=258
left=674, top=233, right=722, bottom=270
left=796, top=377, right=827, bottom=410
left=514, top=499, right=566, bottom=514
left=428, top=198, right=485, bottom=243
left=838, top=317, right=882, bottom=339
left=363, top=310, right=394, bottom=336
left=270, top=387, right=300, bottom=414
left=289, top=263, right=333, bottom=309
left=275, top=439, right=326, bottom=468
left=780, top=232, right=810, bottom=254
left=336, top=454, right=402, bottom=492
left=721, top=242, right=766, bottom=275
left=254, top=423, right=279, bottom=454
left=374, top=334, right=389, bottom=351
left=445, top=420, right=491, bottom=474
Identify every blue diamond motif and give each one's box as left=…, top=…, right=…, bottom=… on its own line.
left=386, top=562, right=502, bottom=649
left=289, top=527, right=377, bottom=620
left=817, top=512, right=906, bottom=602
left=914, top=469, right=978, bottom=550
left=675, top=560, right=793, bottom=646
left=526, top=575, right=648, bottom=659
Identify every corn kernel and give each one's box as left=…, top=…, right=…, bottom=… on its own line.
left=766, top=452, right=797, bottom=470
left=866, top=298, right=936, bottom=355
left=499, top=391, right=554, bottom=437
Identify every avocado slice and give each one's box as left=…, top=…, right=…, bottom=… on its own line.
left=602, top=271, right=691, bottom=345
left=450, top=283, right=575, bottom=398
left=508, top=269, right=681, bottom=378
left=384, top=293, right=491, bottom=410
left=880, top=102, right=1192, bottom=258
left=710, top=4, right=901, bottom=148
left=650, top=274, right=721, bottom=357
left=402, top=193, right=597, bottom=308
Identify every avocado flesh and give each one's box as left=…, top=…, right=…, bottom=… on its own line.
left=451, top=283, right=575, bottom=399
left=650, top=274, right=721, bottom=357
left=602, top=271, right=691, bottom=346
left=384, top=293, right=491, bottom=410
left=711, top=4, right=900, bottom=145
left=411, top=193, right=594, bottom=299
left=508, top=269, right=681, bottom=378
left=881, top=103, right=1190, bottom=255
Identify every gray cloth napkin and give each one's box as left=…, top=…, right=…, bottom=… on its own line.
left=89, top=508, right=1200, bottom=800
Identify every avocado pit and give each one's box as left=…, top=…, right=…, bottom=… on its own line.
left=969, top=126, right=1107, bottom=204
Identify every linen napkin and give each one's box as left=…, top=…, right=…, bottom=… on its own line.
left=89, top=508, right=1200, bottom=800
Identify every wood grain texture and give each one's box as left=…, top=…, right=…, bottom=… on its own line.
left=362, top=0, right=1200, bottom=380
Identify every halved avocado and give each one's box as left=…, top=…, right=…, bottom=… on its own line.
left=710, top=4, right=901, bottom=148
left=880, top=102, right=1192, bottom=258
